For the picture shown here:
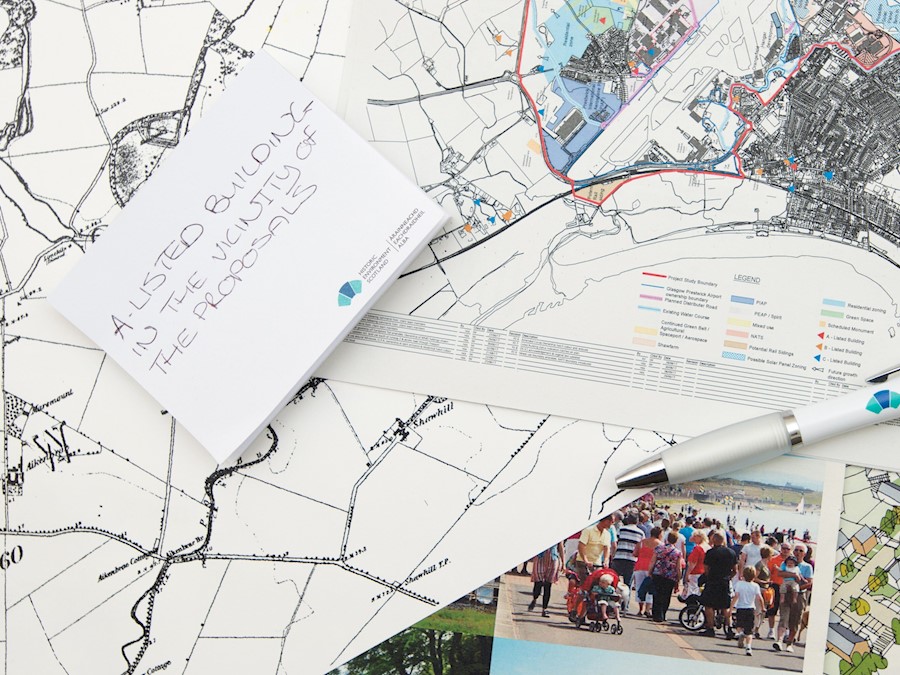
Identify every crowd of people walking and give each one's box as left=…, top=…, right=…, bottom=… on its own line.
left=515, top=498, right=814, bottom=657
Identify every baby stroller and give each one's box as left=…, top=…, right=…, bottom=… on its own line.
left=575, top=588, right=624, bottom=634
left=570, top=567, right=624, bottom=634
left=566, top=564, right=617, bottom=622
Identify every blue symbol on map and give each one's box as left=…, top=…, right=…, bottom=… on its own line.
left=537, top=65, right=544, bottom=72
left=788, top=185, right=796, bottom=193
left=823, top=170, right=833, bottom=180
left=538, top=108, right=545, bottom=115
left=488, top=216, right=496, bottom=224
left=474, top=198, right=481, bottom=205
left=814, top=354, right=821, bottom=361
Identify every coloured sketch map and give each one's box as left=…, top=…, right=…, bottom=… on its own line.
left=827, top=466, right=900, bottom=674
left=326, top=0, right=900, bottom=444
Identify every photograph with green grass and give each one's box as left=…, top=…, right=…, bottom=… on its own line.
left=329, top=579, right=497, bottom=674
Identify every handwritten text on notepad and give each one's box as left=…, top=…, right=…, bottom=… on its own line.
left=111, top=100, right=320, bottom=375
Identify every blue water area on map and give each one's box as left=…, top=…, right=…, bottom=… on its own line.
left=540, top=76, right=620, bottom=172
left=564, top=124, right=602, bottom=157
left=546, top=78, right=621, bottom=128
left=734, top=0, right=800, bottom=98
left=864, top=0, right=900, bottom=38
left=539, top=1, right=628, bottom=70
left=703, top=100, right=743, bottom=150
left=542, top=134, right=571, bottom=171
left=533, top=1, right=633, bottom=172
left=542, top=124, right=604, bottom=174
left=560, top=77, right=622, bottom=120
left=541, top=10, right=591, bottom=74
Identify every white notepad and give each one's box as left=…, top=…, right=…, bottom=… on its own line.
left=50, top=51, right=448, bottom=463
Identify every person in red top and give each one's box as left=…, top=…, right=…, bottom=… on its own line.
left=633, top=526, right=662, bottom=618
left=765, top=541, right=791, bottom=639
left=685, top=530, right=709, bottom=597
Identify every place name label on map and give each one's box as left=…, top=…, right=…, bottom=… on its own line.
left=403, top=556, right=451, bottom=586
left=98, top=552, right=157, bottom=582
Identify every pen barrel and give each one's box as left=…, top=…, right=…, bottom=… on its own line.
left=663, top=411, right=792, bottom=484
left=793, top=382, right=900, bottom=446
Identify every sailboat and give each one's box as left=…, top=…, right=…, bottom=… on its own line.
left=796, top=496, right=805, bottom=514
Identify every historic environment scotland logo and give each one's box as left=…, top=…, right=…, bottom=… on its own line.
left=338, top=280, right=363, bottom=306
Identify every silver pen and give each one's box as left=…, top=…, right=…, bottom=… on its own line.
left=616, top=364, right=900, bottom=489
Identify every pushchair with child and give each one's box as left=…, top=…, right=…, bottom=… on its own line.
left=565, top=564, right=618, bottom=622
left=570, top=568, right=624, bottom=634
left=574, top=587, right=624, bottom=634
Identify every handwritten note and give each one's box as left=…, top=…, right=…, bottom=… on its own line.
left=50, top=52, right=448, bottom=463
left=110, top=99, right=321, bottom=377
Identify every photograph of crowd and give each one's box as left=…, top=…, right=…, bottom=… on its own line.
left=494, top=456, right=825, bottom=671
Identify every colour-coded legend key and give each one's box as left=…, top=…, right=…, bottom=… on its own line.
left=821, top=297, right=845, bottom=318
left=637, top=270, right=720, bottom=353
left=638, top=272, right=666, bottom=313
left=634, top=271, right=665, bottom=345
left=633, top=326, right=658, bottom=347
left=721, top=294, right=757, bottom=361
left=727, top=317, right=752, bottom=328
left=816, top=298, right=844, bottom=362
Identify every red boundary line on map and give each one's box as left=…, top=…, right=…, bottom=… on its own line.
left=515, top=0, right=900, bottom=207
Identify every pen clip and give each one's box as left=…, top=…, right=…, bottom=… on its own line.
left=866, top=363, right=900, bottom=384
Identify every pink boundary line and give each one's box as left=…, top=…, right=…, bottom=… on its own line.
left=603, top=0, right=701, bottom=128
left=515, top=1, right=900, bottom=208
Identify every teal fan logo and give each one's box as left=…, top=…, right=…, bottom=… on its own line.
left=866, top=389, right=900, bottom=414
left=338, top=280, right=363, bottom=307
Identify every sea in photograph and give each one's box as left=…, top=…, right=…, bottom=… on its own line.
left=649, top=455, right=824, bottom=541
left=654, top=500, right=820, bottom=541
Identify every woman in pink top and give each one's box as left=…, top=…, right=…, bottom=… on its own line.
left=632, top=526, right=662, bottom=618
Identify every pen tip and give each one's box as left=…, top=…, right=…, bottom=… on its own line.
left=616, top=457, right=668, bottom=489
